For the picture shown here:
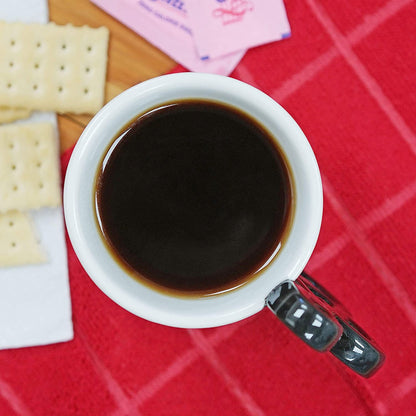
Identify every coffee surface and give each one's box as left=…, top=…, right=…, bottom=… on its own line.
left=96, top=100, right=292, bottom=295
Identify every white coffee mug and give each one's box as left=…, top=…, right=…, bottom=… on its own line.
left=64, top=73, right=383, bottom=376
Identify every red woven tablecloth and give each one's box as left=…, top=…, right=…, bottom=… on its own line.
left=1, top=0, right=416, bottom=414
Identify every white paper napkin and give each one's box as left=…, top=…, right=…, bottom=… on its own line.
left=0, top=0, right=73, bottom=349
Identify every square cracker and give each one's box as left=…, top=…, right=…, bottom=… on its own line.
left=0, top=122, right=61, bottom=213
left=0, top=21, right=109, bottom=114
left=0, top=106, right=31, bottom=124
left=0, top=210, right=45, bottom=267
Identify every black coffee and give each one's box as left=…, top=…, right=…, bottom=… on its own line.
left=95, top=100, right=293, bottom=295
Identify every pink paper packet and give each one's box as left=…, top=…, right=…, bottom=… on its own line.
left=90, top=0, right=245, bottom=75
left=186, top=0, right=291, bottom=59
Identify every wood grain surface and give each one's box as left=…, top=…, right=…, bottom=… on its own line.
left=48, top=0, right=176, bottom=153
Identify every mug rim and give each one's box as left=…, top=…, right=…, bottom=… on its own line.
left=64, top=73, right=323, bottom=328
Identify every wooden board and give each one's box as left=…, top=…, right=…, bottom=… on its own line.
left=48, top=0, right=176, bottom=153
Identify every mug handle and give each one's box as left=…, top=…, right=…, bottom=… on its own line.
left=266, top=271, right=384, bottom=377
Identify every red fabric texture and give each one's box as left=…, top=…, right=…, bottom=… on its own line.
left=1, top=0, right=415, bottom=414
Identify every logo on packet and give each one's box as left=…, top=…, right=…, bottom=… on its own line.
left=213, top=0, right=254, bottom=25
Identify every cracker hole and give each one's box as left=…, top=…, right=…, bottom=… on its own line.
left=8, top=221, right=14, bottom=227
left=36, top=41, right=41, bottom=48
left=60, top=65, right=65, bottom=71
left=85, top=67, right=90, bottom=73
left=11, top=164, right=16, bottom=171
left=10, top=39, right=15, bottom=46
left=36, top=161, right=42, bottom=168
left=7, top=83, right=12, bottom=89
left=39, top=183, right=44, bottom=189
left=58, top=86, right=63, bottom=93
left=12, top=185, right=18, bottom=191
left=9, top=62, right=14, bottom=68
left=83, top=88, right=89, bottom=94
left=61, top=44, right=67, bottom=50
left=34, top=63, right=40, bottom=69
left=9, top=143, right=14, bottom=149
left=11, top=242, right=16, bottom=248
left=33, top=84, right=38, bottom=91
left=35, top=140, right=39, bottom=146
left=87, top=46, right=92, bottom=52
